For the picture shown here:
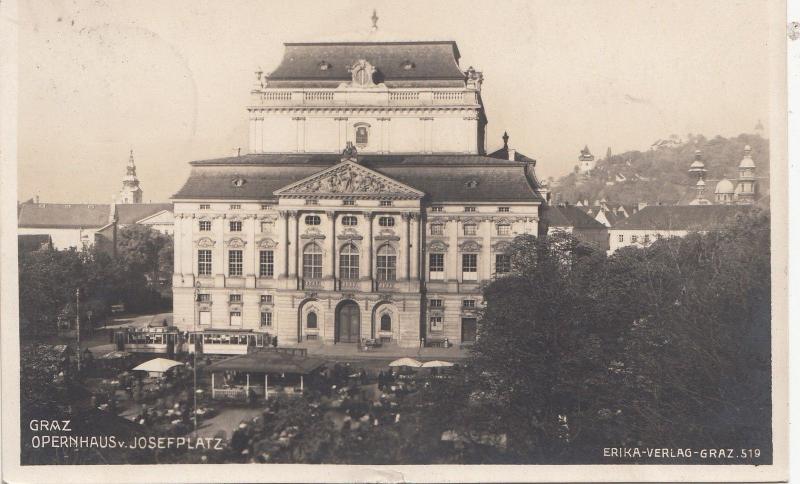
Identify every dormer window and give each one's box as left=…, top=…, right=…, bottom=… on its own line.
left=465, top=180, right=479, bottom=189
left=231, top=177, right=246, bottom=188
left=401, top=60, right=415, bottom=70
left=318, top=61, right=332, bottom=71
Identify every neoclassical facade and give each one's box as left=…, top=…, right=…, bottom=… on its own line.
left=172, top=39, right=546, bottom=347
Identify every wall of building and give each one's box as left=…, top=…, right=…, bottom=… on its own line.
left=17, top=226, right=98, bottom=250
left=608, top=229, right=688, bottom=253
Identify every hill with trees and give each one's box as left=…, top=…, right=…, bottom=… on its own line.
left=552, top=134, right=769, bottom=206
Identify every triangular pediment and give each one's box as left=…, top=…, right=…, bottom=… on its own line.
left=274, top=161, right=424, bottom=199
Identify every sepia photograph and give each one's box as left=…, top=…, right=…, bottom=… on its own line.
left=0, top=0, right=790, bottom=482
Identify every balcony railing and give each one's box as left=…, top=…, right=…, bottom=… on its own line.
left=253, top=89, right=477, bottom=107
left=339, top=279, right=360, bottom=291
left=302, top=278, right=323, bottom=290
left=375, top=279, right=396, bottom=291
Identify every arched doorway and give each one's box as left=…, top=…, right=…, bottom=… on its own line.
left=336, top=301, right=361, bottom=343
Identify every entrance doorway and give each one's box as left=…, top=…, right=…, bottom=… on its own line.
left=461, top=317, right=477, bottom=343
left=336, top=301, right=361, bottom=343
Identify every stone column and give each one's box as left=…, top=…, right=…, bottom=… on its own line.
left=448, top=218, right=459, bottom=282
left=279, top=211, right=289, bottom=278
left=325, top=211, right=336, bottom=280
left=174, top=214, right=183, bottom=278
left=246, top=215, right=257, bottom=281
left=402, top=212, right=412, bottom=281
left=365, top=212, right=374, bottom=285
left=481, top=218, right=492, bottom=281
left=288, top=211, right=298, bottom=279
left=410, top=213, right=420, bottom=280
left=214, top=214, right=225, bottom=276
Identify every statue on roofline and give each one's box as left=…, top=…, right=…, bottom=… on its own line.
left=342, top=141, right=358, bottom=162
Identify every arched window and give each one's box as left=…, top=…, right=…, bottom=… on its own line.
left=305, top=215, right=321, bottom=226
left=380, top=313, right=392, bottom=332
left=303, top=243, right=323, bottom=279
left=355, top=126, right=369, bottom=146
left=341, top=215, right=358, bottom=226
left=379, top=216, right=395, bottom=227
left=307, top=311, right=317, bottom=329
left=376, top=245, right=396, bottom=281
left=339, top=244, right=360, bottom=280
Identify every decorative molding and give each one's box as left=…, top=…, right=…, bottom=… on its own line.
left=375, top=235, right=401, bottom=242
left=347, top=59, right=377, bottom=88
left=427, top=240, right=449, bottom=252
left=304, top=292, right=319, bottom=300
left=257, top=237, right=278, bottom=249
left=196, top=237, right=215, bottom=248
left=226, top=237, right=247, bottom=248
left=458, top=239, right=482, bottom=252
left=378, top=293, right=394, bottom=302
left=492, top=240, right=511, bottom=252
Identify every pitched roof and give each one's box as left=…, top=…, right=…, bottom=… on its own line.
left=173, top=154, right=544, bottom=203
left=115, top=203, right=173, bottom=224
left=613, top=205, right=750, bottom=231
left=486, top=146, right=537, bottom=164
left=266, top=42, right=464, bottom=83
left=542, top=205, right=607, bottom=230
left=18, top=202, right=110, bottom=228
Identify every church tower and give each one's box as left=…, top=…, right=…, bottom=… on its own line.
left=688, top=149, right=711, bottom=205
left=117, top=149, right=143, bottom=204
left=735, top=145, right=756, bottom=205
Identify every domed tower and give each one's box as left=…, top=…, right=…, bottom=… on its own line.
left=688, top=149, right=711, bottom=205
left=117, top=149, right=143, bottom=204
left=714, top=178, right=735, bottom=204
left=735, top=145, right=756, bottom=205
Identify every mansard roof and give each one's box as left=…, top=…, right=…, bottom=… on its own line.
left=266, top=42, right=465, bottom=83
left=173, top=154, right=544, bottom=203
left=542, top=205, right=607, bottom=230
left=115, top=203, right=173, bottom=224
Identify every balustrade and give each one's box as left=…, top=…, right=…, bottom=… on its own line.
left=255, top=89, right=475, bottom=106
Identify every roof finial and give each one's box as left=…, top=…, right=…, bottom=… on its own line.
left=502, top=131, right=509, bottom=148
left=371, top=9, right=378, bottom=31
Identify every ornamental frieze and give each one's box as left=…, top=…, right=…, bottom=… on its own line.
left=492, top=240, right=511, bottom=252
left=427, top=240, right=449, bottom=252
left=275, top=161, right=424, bottom=199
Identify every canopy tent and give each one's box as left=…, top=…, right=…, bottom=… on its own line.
left=421, top=360, right=455, bottom=368
left=132, top=358, right=184, bottom=376
left=388, top=357, right=423, bottom=368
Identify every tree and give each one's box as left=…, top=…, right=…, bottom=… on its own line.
left=116, top=225, right=172, bottom=286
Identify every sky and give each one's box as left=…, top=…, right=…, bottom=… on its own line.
left=17, top=0, right=773, bottom=203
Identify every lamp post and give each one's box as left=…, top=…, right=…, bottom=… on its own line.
left=193, top=280, right=200, bottom=438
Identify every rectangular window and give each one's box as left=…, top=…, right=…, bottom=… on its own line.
left=497, top=224, right=511, bottom=236
left=229, top=221, right=242, bottom=232
left=495, top=254, right=511, bottom=275
left=463, top=224, right=477, bottom=236
left=462, top=253, right=478, bottom=281
left=199, top=310, right=211, bottom=325
left=228, top=250, right=243, bottom=276
left=379, top=217, right=395, bottom=227
left=464, top=206, right=476, bottom=212
left=498, top=206, right=510, bottom=213
left=260, top=294, right=273, bottom=304
left=463, top=299, right=476, bottom=308
left=431, top=206, right=443, bottom=212
left=260, top=204, right=271, bottom=210
left=229, top=294, right=242, bottom=302
left=431, top=224, right=444, bottom=236
left=377, top=252, right=396, bottom=281
left=199, top=220, right=211, bottom=231
left=380, top=200, right=393, bottom=207
left=198, top=250, right=212, bottom=276
left=644, top=234, right=650, bottom=243
left=260, top=221, right=273, bottom=233
left=618, top=234, right=624, bottom=242
left=429, top=298, right=443, bottom=308
left=199, top=204, right=211, bottom=210
left=343, top=199, right=355, bottom=206
left=303, top=250, right=323, bottom=279
left=259, top=250, right=274, bottom=277
left=230, top=311, right=242, bottom=326
left=260, top=311, right=272, bottom=328
left=339, top=250, right=360, bottom=279
left=429, top=253, right=445, bottom=280
left=430, top=316, right=443, bottom=331
left=305, top=199, right=318, bottom=205
left=197, top=293, right=210, bottom=302
left=631, top=235, right=638, bottom=243
left=230, top=204, right=241, bottom=210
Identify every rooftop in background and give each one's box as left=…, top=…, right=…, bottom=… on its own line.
left=613, top=205, right=753, bottom=231
left=18, top=202, right=110, bottom=229
left=115, top=203, right=173, bottom=225
left=543, top=204, right=607, bottom=230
